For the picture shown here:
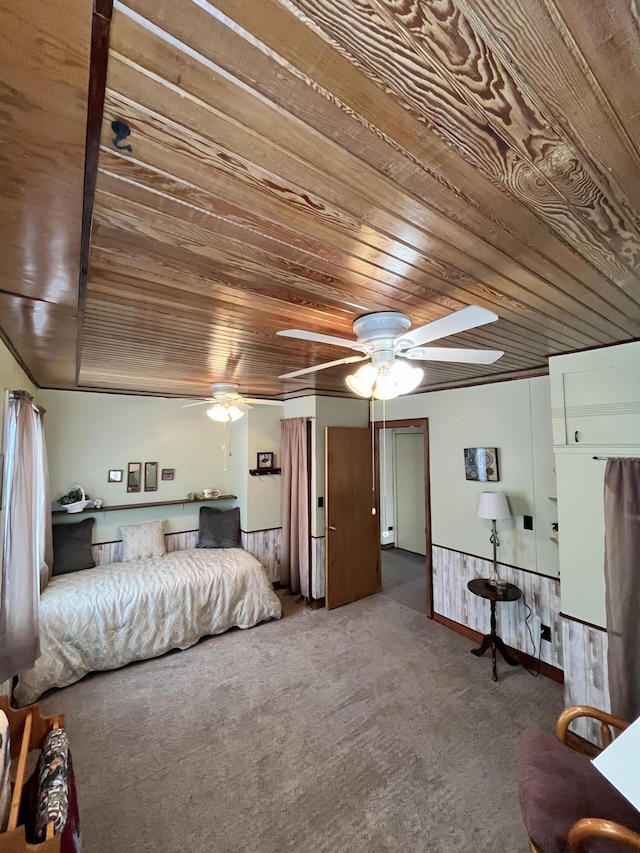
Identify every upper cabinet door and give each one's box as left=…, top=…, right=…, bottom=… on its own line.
left=563, top=366, right=640, bottom=446
left=550, top=342, right=640, bottom=447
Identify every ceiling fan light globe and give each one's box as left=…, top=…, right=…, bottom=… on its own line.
left=207, top=403, right=230, bottom=422
left=390, top=360, right=423, bottom=394
left=227, top=404, right=244, bottom=421
left=345, top=363, right=377, bottom=397
left=373, top=374, right=399, bottom=400
left=345, top=374, right=374, bottom=397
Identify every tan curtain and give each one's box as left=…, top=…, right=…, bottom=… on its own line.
left=280, top=417, right=309, bottom=596
left=604, top=458, right=640, bottom=722
left=0, top=393, right=51, bottom=682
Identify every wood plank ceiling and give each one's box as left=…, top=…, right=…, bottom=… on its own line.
left=2, top=0, right=640, bottom=398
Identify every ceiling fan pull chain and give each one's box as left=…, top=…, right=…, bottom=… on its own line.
left=381, top=400, right=390, bottom=538
left=371, top=398, right=376, bottom=496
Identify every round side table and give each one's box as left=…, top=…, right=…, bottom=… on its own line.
left=467, top=578, right=522, bottom=682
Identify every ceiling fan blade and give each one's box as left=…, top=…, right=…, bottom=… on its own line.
left=181, top=399, right=214, bottom=408
left=397, top=306, right=498, bottom=349
left=244, top=399, right=285, bottom=406
left=280, top=355, right=368, bottom=379
left=277, top=329, right=358, bottom=350
left=404, top=347, right=504, bottom=364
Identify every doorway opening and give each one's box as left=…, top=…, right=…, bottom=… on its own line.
left=373, top=418, right=432, bottom=617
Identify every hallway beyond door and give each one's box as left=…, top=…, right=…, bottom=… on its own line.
left=381, top=548, right=427, bottom=615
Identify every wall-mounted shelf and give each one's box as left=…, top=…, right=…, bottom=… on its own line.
left=548, top=496, right=558, bottom=502
left=249, top=468, right=281, bottom=477
left=52, top=496, right=237, bottom=516
left=550, top=535, right=559, bottom=544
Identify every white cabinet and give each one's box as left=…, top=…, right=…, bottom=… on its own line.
left=550, top=342, right=640, bottom=447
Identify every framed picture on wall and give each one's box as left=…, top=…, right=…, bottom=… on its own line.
left=257, top=452, right=274, bottom=470
left=161, top=468, right=175, bottom=480
left=108, top=469, right=123, bottom=483
left=464, top=447, right=499, bottom=482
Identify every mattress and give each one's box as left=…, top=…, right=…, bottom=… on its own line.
left=15, top=547, right=282, bottom=705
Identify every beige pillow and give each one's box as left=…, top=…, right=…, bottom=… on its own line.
left=120, top=520, right=166, bottom=562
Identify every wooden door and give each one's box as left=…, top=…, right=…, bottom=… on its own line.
left=325, top=426, right=380, bottom=610
left=395, top=432, right=426, bottom=555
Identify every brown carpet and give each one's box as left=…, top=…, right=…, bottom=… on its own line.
left=40, top=592, right=563, bottom=852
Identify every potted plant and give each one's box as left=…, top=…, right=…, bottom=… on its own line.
left=59, top=485, right=91, bottom=513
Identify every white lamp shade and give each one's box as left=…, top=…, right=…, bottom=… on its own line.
left=390, top=359, right=424, bottom=395
left=206, top=403, right=246, bottom=423
left=478, top=491, right=511, bottom=520
left=227, top=404, right=244, bottom=421
left=345, top=363, right=377, bottom=397
left=372, top=373, right=399, bottom=400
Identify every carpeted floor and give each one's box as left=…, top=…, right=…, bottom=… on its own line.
left=40, top=592, right=563, bottom=852
left=381, top=548, right=428, bottom=614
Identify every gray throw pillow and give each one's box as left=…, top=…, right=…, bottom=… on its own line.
left=52, top=518, right=96, bottom=576
left=196, top=506, right=241, bottom=548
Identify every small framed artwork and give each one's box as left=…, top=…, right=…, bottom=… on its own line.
left=108, top=469, right=123, bottom=483
left=257, top=452, right=274, bottom=470
left=161, top=468, right=175, bottom=481
left=464, top=447, right=499, bottom=482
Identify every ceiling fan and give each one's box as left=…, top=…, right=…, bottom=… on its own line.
left=182, top=383, right=284, bottom=422
left=278, top=305, right=503, bottom=400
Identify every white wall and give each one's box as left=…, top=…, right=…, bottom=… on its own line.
left=0, top=338, right=38, bottom=452
left=313, top=396, right=369, bottom=537
left=381, top=377, right=558, bottom=577
left=245, top=405, right=282, bottom=531
left=41, top=389, right=239, bottom=541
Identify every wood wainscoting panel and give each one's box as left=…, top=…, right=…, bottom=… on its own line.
left=241, top=528, right=281, bottom=583
left=433, top=545, right=562, bottom=669
left=92, top=528, right=280, bottom=580
left=92, top=540, right=122, bottom=565
left=561, top=616, right=610, bottom=744
left=166, top=529, right=198, bottom=552
left=312, top=536, right=326, bottom=601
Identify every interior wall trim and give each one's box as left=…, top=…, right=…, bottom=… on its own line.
left=560, top=612, right=606, bottom=632
left=432, top=542, right=559, bottom=580
left=433, top=613, right=564, bottom=684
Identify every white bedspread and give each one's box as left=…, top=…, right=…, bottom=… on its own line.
left=15, top=548, right=281, bottom=706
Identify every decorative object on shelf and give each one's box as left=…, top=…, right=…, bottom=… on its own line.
left=161, top=468, right=174, bottom=480
left=58, top=485, right=91, bottom=514
left=465, top=447, right=499, bottom=481
left=257, top=452, right=275, bottom=470
left=202, top=488, right=221, bottom=499
left=93, top=499, right=103, bottom=509
left=108, top=469, right=123, bottom=483
left=144, top=461, right=158, bottom=492
left=127, top=462, right=141, bottom=493
left=478, top=491, right=512, bottom=588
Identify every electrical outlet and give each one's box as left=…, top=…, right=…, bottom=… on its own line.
left=318, top=496, right=324, bottom=508
left=541, top=624, right=551, bottom=642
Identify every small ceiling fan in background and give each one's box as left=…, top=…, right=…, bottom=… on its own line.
left=278, top=305, right=503, bottom=399
left=182, top=383, right=284, bottom=422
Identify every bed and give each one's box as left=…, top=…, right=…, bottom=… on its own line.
left=14, top=547, right=282, bottom=706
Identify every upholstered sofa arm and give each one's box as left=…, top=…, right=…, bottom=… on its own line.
left=568, top=818, right=640, bottom=851
left=556, top=705, right=629, bottom=748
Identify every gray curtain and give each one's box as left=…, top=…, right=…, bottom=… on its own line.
left=604, top=458, right=640, bottom=722
left=280, top=417, right=309, bottom=597
left=0, top=393, right=51, bottom=682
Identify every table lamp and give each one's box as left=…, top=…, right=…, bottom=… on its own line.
left=478, top=491, right=511, bottom=588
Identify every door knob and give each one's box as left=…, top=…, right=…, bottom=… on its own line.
left=328, top=525, right=337, bottom=531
